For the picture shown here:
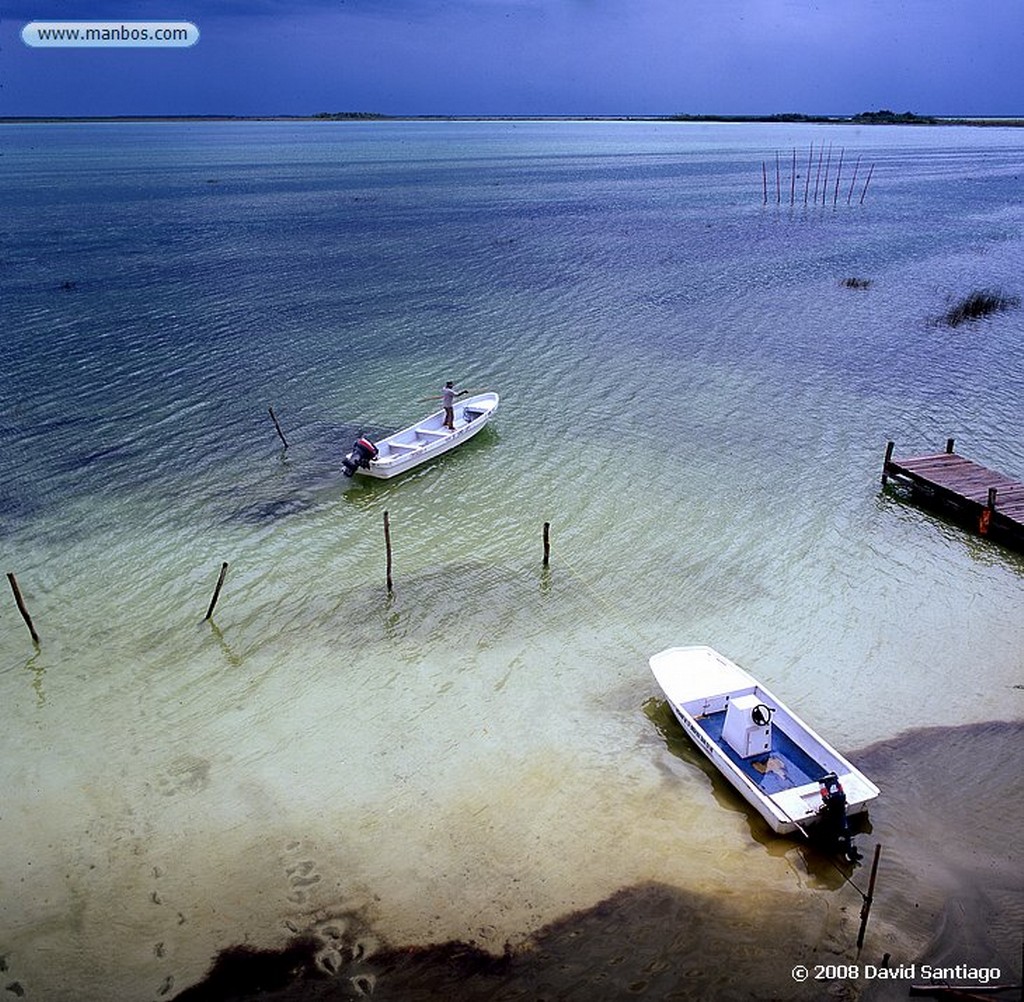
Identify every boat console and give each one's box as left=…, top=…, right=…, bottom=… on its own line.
left=722, top=693, right=774, bottom=758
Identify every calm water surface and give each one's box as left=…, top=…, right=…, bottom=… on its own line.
left=1, top=120, right=1022, bottom=1000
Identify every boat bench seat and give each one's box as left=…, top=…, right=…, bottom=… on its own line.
left=416, top=429, right=450, bottom=440
left=387, top=442, right=421, bottom=453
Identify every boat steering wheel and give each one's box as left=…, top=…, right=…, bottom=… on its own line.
left=751, top=703, right=774, bottom=727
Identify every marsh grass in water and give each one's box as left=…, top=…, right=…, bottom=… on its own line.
left=942, top=289, right=1019, bottom=327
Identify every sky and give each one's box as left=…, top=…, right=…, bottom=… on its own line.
left=2, top=0, right=1023, bottom=118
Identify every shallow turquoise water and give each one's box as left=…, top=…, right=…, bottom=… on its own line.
left=1, top=120, right=1022, bottom=999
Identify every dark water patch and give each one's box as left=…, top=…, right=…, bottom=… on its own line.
left=233, top=496, right=318, bottom=524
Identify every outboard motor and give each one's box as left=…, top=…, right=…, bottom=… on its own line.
left=817, top=772, right=860, bottom=862
left=341, top=437, right=378, bottom=477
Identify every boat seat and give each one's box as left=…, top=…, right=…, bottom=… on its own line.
left=388, top=442, right=421, bottom=452
left=417, top=429, right=450, bottom=440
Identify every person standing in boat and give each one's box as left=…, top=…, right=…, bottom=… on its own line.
left=440, top=381, right=466, bottom=431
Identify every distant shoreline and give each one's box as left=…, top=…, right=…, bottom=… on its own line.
left=2, top=113, right=1024, bottom=126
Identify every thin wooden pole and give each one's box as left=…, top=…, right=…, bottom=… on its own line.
left=833, top=148, right=844, bottom=206
left=543, top=522, right=551, bottom=567
left=268, top=407, right=289, bottom=449
left=856, top=843, right=882, bottom=950
left=775, top=151, right=781, bottom=204
left=847, top=154, right=861, bottom=205
left=813, top=143, right=824, bottom=203
left=762, top=161, right=768, bottom=205
left=790, top=148, right=796, bottom=206
left=860, top=164, right=874, bottom=204
left=7, top=572, right=40, bottom=646
left=945, top=437, right=956, bottom=454
left=804, top=142, right=813, bottom=206
left=881, top=441, right=895, bottom=485
left=383, top=510, right=394, bottom=594
left=204, top=562, right=229, bottom=621
left=821, top=143, right=832, bottom=205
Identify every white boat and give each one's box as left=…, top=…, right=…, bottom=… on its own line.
left=341, top=392, right=499, bottom=479
left=649, top=645, right=879, bottom=852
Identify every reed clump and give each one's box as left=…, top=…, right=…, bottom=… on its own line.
left=943, top=289, right=1019, bottom=327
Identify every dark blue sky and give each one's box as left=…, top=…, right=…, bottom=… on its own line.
left=4, top=0, right=1023, bottom=117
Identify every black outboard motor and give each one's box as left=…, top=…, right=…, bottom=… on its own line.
left=817, top=772, right=860, bottom=862
left=341, top=437, right=378, bottom=477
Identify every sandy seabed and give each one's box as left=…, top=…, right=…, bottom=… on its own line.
left=166, top=720, right=1022, bottom=1002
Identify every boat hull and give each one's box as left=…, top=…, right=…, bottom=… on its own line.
left=355, top=392, right=498, bottom=479
left=650, top=645, right=879, bottom=835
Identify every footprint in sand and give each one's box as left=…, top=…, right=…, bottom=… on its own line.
left=284, top=858, right=322, bottom=904
left=152, top=756, right=211, bottom=797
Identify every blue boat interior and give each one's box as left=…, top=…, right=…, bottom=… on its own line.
left=698, top=710, right=828, bottom=795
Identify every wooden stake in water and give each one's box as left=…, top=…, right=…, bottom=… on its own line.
left=268, top=407, right=289, bottom=449
left=543, top=521, right=551, bottom=567
left=833, top=148, right=845, bottom=206
left=860, top=164, right=875, bottom=204
left=7, top=572, right=40, bottom=646
left=383, top=510, right=394, bottom=594
left=804, top=142, right=813, bottom=206
left=775, top=151, right=781, bottom=204
left=762, top=161, right=768, bottom=205
left=856, top=843, right=883, bottom=950
left=847, top=154, right=861, bottom=205
left=204, top=562, right=229, bottom=621
left=790, top=148, right=797, bottom=206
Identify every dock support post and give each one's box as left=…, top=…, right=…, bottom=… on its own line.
left=384, top=510, right=394, bottom=594
left=543, top=521, right=551, bottom=567
left=856, top=843, right=882, bottom=951
left=945, top=438, right=955, bottom=454
left=881, top=441, right=895, bottom=485
left=204, top=562, right=229, bottom=621
left=7, top=572, right=40, bottom=646
left=979, top=488, right=997, bottom=535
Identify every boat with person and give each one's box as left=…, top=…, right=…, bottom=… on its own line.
left=341, top=391, right=499, bottom=479
left=649, top=645, right=879, bottom=859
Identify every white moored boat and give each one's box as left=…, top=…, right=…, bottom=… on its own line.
left=649, top=645, right=879, bottom=856
left=341, top=392, right=499, bottom=480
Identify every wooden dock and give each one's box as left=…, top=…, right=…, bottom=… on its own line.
left=882, top=439, right=1024, bottom=547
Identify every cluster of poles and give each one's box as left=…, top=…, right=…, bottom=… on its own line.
left=4, top=516, right=555, bottom=646
left=762, top=143, right=874, bottom=207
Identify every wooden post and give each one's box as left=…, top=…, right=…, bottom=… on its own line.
left=6, top=572, right=40, bottom=646
left=814, top=143, right=824, bottom=203
left=543, top=522, right=551, bottom=567
left=790, top=148, right=796, bottom=206
left=847, top=154, right=861, bottom=205
left=775, top=151, right=781, bottom=204
left=881, top=441, right=895, bottom=485
left=856, top=843, right=882, bottom=951
left=833, top=148, right=844, bottom=206
left=383, top=510, right=394, bottom=594
left=860, top=164, right=874, bottom=205
left=979, top=488, right=997, bottom=535
left=762, top=161, right=767, bottom=205
left=822, top=144, right=832, bottom=205
left=204, top=562, right=229, bottom=621
left=804, top=142, right=813, bottom=206
left=945, top=438, right=955, bottom=454
left=268, top=407, right=289, bottom=449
